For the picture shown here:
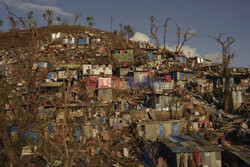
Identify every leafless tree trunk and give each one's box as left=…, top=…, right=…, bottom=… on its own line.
left=8, top=16, right=18, bottom=30
left=175, top=24, right=181, bottom=53
left=211, top=33, right=235, bottom=112
left=0, top=41, right=49, bottom=166
left=73, top=11, right=82, bottom=25
left=6, top=5, right=28, bottom=30
left=124, top=24, right=135, bottom=39
left=175, top=24, right=196, bottom=53
left=163, top=18, right=171, bottom=51
left=110, top=16, right=113, bottom=33
left=150, top=15, right=159, bottom=46
left=42, top=9, right=54, bottom=26
left=119, top=24, right=125, bottom=38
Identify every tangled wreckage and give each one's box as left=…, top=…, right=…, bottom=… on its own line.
left=0, top=27, right=249, bottom=167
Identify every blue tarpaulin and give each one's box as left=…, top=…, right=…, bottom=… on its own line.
left=24, top=131, right=39, bottom=146
left=143, top=151, right=152, bottom=166
left=160, top=124, right=164, bottom=137
left=48, top=124, right=52, bottom=135
left=78, top=38, right=84, bottom=44
left=173, top=124, right=178, bottom=136
left=76, top=126, right=82, bottom=142
left=47, top=72, right=56, bottom=79
left=148, top=54, right=153, bottom=61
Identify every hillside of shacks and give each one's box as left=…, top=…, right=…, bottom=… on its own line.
left=0, top=25, right=249, bottom=167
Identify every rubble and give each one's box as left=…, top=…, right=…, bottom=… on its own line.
left=0, top=26, right=249, bottom=166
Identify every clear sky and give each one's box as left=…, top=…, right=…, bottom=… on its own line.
left=0, top=0, right=249, bottom=67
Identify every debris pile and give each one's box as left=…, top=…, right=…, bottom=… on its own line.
left=0, top=26, right=249, bottom=166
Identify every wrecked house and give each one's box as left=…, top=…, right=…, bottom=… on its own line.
left=1, top=26, right=249, bottom=167
left=78, top=37, right=90, bottom=45
left=97, top=77, right=112, bottom=101
left=158, top=135, right=222, bottom=167
left=136, top=120, right=188, bottom=141
left=148, top=93, right=178, bottom=111
left=172, top=71, right=193, bottom=82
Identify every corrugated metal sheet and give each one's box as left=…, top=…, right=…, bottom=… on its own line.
left=98, top=89, right=112, bottom=100
left=78, top=38, right=90, bottom=45
left=0, top=65, right=7, bottom=76
left=179, top=72, right=184, bottom=80
left=173, top=124, right=178, bottom=136
left=159, top=135, right=222, bottom=153
left=160, top=124, right=164, bottom=136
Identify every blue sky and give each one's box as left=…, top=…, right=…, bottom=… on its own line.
left=0, top=0, right=249, bottom=67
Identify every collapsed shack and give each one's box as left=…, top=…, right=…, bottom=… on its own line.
left=158, top=135, right=222, bottom=167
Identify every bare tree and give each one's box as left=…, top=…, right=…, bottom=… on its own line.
left=0, top=20, right=3, bottom=33
left=150, top=15, right=159, bottom=46
left=163, top=18, right=171, bottom=51
left=27, top=11, right=34, bottom=27
left=56, top=16, right=62, bottom=24
left=6, top=5, right=28, bottom=30
left=86, top=16, right=94, bottom=27
left=110, top=16, right=113, bottom=33
left=42, top=9, right=54, bottom=26
left=73, top=11, right=82, bottom=25
left=0, top=42, right=50, bottom=166
left=118, top=24, right=125, bottom=38
left=175, top=24, right=196, bottom=53
left=8, top=15, right=18, bottom=30
left=123, top=24, right=135, bottom=39
left=27, top=11, right=38, bottom=30
left=211, top=33, right=235, bottom=112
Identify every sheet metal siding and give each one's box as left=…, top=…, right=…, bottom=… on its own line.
left=159, top=135, right=221, bottom=154
left=173, top=124, right=178, bottom=136
left=179, top=72, right=184, bottom=80
left=160, top=124, right=164, bottom=136
left=78, top=38, right=84, bottom=44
